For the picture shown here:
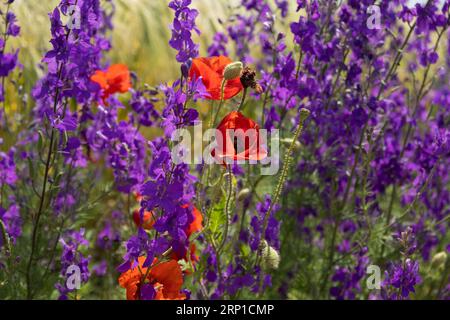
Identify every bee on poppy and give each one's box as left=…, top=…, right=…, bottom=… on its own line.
left=189, top=56, right=243, bottom=100
left=189, top=56, right=263, bottom=100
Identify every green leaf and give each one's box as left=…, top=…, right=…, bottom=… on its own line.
left=208, top=195, right=226, bottom=243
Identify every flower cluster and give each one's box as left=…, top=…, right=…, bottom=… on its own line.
left=56, top=229, right=90, bottom=300
left=0, top=0, right=20, bottom=105
left=0, top=0, right=449, bottom=301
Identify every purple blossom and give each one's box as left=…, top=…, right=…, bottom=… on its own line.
left=168, top=0, right=200, bottom=63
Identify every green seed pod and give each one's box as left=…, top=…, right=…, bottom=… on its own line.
left=223, top=61, right=243, bottom=80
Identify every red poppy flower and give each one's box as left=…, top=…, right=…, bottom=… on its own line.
left=118, top=256, right=186, bottom=300
left=90, top=64, right=131, bottom=103
left=189, top=56, right=243, bottom=100
left=213, top=111, right=267, bottom=164
left=170, top=204, right=203, bottom=263
left=132, top=209, right=156, bottom=230
left=132, top=205, right=203, bottom=263
left=132, top=205, right=202, bottom=235
left=183, top=204, right=203, bottom=238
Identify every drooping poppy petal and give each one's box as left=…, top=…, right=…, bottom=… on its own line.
left=189, top=56, right=243, bottom=100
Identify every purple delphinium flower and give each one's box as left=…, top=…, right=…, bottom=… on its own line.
left=383, top=259, right=422, bottom=299
left=32, top=0, right=111, bottom=129
left=117, top=3, right=203, bottom=297
left=0, top=145, right=20, bottom=247
left=0, top=4, right=21, bottom=109
left=56, top=229, right=90, bottom=300
left=250, top=195, right=281, bottom=251
left=168, top=0, right=200, bottom=63
left=0, top=204, right=21, bottom=246
left=382, top=228, right=422, bottom=300
left=96, top=221, right=120, bottom=250
left=207, top=32, right=228, bottom=57
left=85, top=99, right=148, bottom=194
left=330, top=247, right=369, bottom=300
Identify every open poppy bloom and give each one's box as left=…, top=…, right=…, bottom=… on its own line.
left=189, top=56, right=243, bottom=100
left=90, top=64, right=131, bottom=104
left=118, top=256, right=186, bottom=300
left=213, top=111, right=267, bottom=165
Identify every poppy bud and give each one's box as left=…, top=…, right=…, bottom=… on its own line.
left=259, top=240, right=280, bottom=271
left=223, top=61, right=243, bottom=80
left=237, top=188, right=251, bottom=201
left=431, top=251, right=447, bottom=269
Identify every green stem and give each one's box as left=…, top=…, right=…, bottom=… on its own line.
left=212, top=79, right=226, bottom=126
left=0, top=218, right=11, bottom=255
left=262, top=109, right=309, bottom=234
left=25, top=12, right=76, bottom=297
left=237, top=87, right=247, bottom=112
left=218, top=165, right=233, bottom=253
left=257, top=109, right=310, bottom=286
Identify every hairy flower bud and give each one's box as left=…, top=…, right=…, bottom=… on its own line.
left=237, top=188, right=251, bottom=201
left=431, top=252, right=447, bottom=269
left=259, top=240, right=280, bottom=270
left=223, top=61, right=243, bottom=80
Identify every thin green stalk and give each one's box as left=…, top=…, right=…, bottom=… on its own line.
left=0, top=218, right=11, bottom=255
left=25, top=13, right=76, bottom=297
left=236, top=87, right=247, bottom=112
left=260, top=109, right=310, bottom=239
left=218, top=165, right=233, bottom=253
left=212, top=79, right=226, bottom=126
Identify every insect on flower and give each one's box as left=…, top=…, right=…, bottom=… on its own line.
left=189, top=56, right=243, bottom=100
